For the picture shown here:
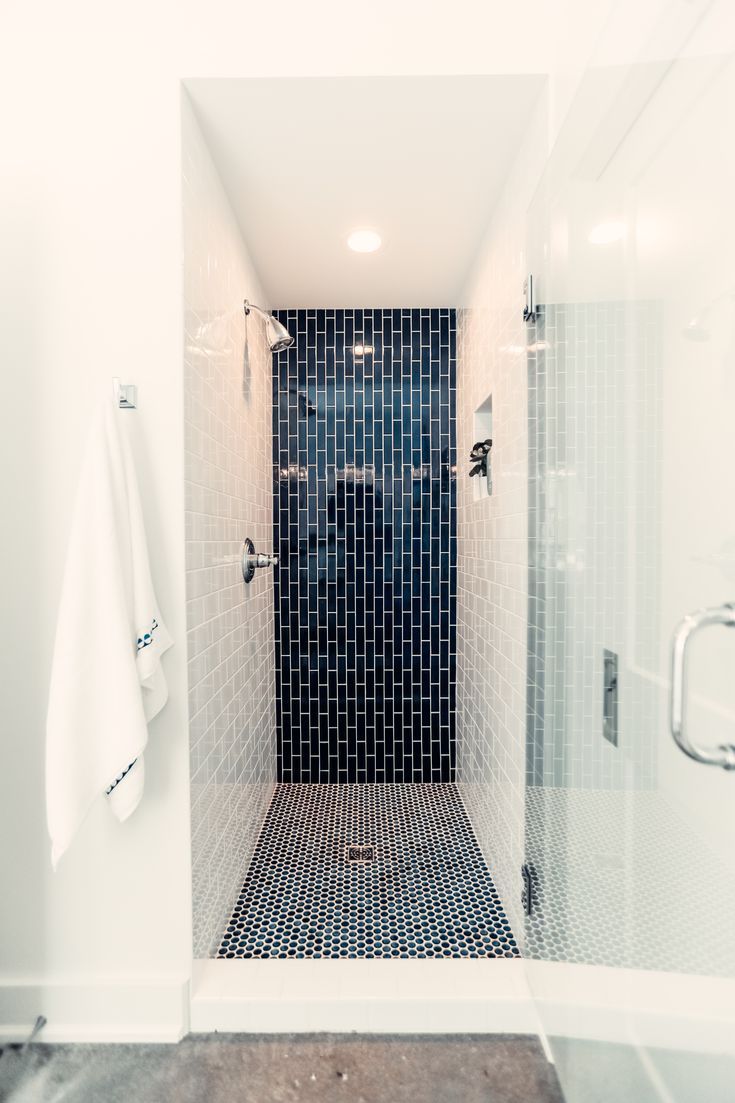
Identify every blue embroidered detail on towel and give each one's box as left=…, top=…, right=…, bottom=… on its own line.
left=137, top=618, right=159, bottom=652
left=106, top=619, right=157, bottom=797
left=106, top=759, right=137, bottom=795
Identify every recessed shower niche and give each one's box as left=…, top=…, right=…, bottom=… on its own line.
left=471, top=392, right=493, bottom=500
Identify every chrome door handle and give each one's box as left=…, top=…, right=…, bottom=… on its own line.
left=241, top=538, right=278, bottom=584
left=670, top=603, right=735, bottom=769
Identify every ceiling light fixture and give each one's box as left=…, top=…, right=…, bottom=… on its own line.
left=588, top=221, right=626, bottom=246
left=347, top=229, right=382, bottom=253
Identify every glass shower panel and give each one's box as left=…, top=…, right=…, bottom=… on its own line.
left=524, top=4, right=735, bottom=1100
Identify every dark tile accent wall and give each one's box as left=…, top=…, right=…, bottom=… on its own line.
left=272, top=308, right=456, bottom=783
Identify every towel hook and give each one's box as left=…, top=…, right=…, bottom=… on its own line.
left=112, top=377, right=137, bottom=409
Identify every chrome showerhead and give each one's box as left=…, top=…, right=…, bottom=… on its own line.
left=265, top=314, right=294, bottom=352
left=243, top=300, right=294, bottom=352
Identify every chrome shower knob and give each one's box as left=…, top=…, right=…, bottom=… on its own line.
left=241, top=538, right=279, bottom=584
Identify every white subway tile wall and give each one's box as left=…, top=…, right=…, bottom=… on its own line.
left=455, top=113, right=546, bottom=940
left=182, top=98, right=277, bottom=958
left=526, top=302, right=661, bottom=791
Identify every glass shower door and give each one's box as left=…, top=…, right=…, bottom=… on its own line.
left=524, top=4, right=735, bottom=1100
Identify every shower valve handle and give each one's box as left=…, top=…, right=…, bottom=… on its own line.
left=241, top=538, right=278, bottom=584
left=254, top=552, right=278, bottom=568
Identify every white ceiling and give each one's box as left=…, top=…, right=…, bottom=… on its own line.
left=185, top=76, right=545, bottom=308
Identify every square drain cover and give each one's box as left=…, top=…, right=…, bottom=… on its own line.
left=346, top=845, right=375, bottom=863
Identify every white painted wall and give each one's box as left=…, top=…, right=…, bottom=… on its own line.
left=0, top=0, right=619, bottom=1040
left=0, top=69, right=191, bottom=1038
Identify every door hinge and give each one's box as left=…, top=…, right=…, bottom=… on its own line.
left=521, top=863, right=535, bottom=916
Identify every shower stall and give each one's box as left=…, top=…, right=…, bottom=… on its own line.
left=181, top=18, right=735, bottom=1095
left=187, top=289, right=520, bottom=962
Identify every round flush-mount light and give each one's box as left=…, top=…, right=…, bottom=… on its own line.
left=347, top=229, right=382, bottom=253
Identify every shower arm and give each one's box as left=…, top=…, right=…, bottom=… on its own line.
left=243, top=299, right=269, bottom=319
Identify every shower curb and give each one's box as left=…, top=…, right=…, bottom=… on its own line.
left=190, top=959, right=536, bottom=1035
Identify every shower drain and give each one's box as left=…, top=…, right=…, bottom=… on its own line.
left=346, top=845, right=375, bottom=863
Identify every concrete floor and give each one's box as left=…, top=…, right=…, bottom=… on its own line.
left=0, top=1033, right=564, bottom=1102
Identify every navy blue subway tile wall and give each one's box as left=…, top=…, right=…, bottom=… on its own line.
left=272, top=308, right=457, bottom=783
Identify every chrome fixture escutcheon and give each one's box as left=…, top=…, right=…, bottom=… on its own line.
left=670, top=602, right=735, bottom=769
left=241, top=538, right=278, bottom=584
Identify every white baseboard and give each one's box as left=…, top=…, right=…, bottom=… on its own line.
left=4, top=962, right=726, bottom=1050
left=189, top=958, right=538, bottom=1035
left=0, top=977, right=190, bottom=1043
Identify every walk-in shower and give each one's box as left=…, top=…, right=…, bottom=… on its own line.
left=214, top=305, right=519, bottom=960
left=183, top=287, right=520, bottom=959
left=182, top=71, right=553, bottom=974
left=182, top=49, right=735, bottom=1099
left=183, top=84, right=522, bottom=959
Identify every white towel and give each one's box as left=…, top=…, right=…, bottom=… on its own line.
left=46, top=396, right=172, bottom=868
